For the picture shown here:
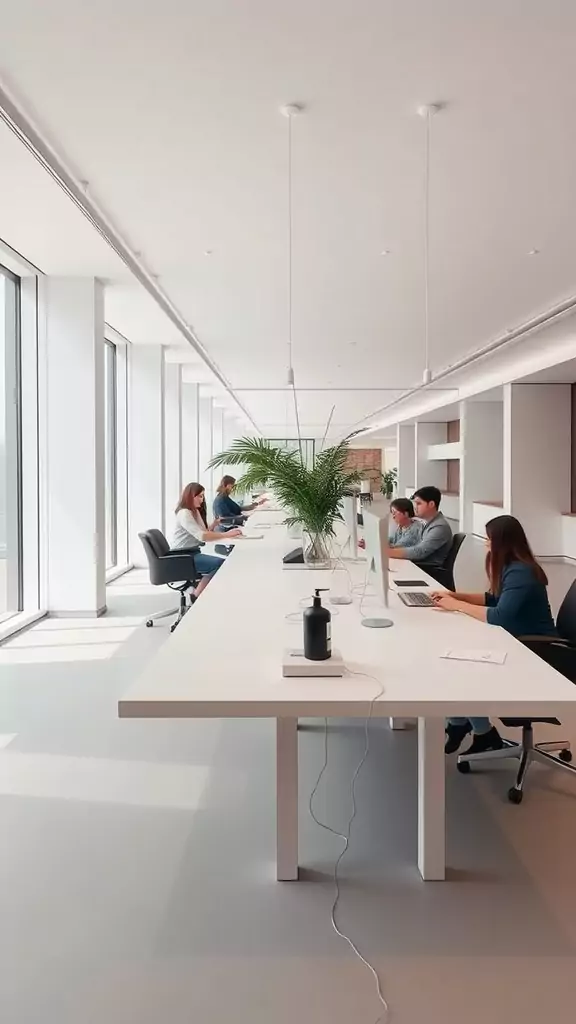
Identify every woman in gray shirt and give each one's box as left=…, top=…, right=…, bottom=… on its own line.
left=388, top=498, right=423, bottom=547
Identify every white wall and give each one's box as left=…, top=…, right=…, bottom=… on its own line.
left=504, top=383, right=571, bottom=555
left=460, top=399, right=503, bottom=534
left=414, top=422, right=447, bottom=490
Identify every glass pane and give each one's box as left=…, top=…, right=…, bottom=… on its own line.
left=104, top=340, right=117, bottom=569
left=0, top=268, right=22, bottom=619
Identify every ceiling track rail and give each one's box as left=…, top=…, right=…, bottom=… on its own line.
left=0, top=81, right=259, bottom=433
left=353, top=290, right=576, bottom=434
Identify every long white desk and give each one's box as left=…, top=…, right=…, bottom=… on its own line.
left=119, top=515, right=576, bottom=881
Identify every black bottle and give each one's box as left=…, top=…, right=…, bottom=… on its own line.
left=303, top=589, right=332, bottom=661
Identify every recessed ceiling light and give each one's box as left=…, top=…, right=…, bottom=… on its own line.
left=527, top=249, right=540, bottom=256
left=380, top=249, right=391, bottom=256
left=204, top=250, right=213, bottom=256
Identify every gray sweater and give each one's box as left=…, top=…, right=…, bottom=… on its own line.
left=392, top=511, right=453, bottom=568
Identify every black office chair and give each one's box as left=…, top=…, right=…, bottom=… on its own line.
left=421, top=532, right=466, bottom=591
left=457, top=580, right=576, bottom=803
left=139, top=529, right=203, bottom=633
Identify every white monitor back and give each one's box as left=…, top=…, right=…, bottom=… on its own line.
left=340, top=494, right=358, bottom=554
left=363, top=506, right=389, bottom=607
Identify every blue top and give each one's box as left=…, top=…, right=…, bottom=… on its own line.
left=213, top=493, right=244, bottom=519
left=389, top=519, right=423, bottom=548
left=485, top=561, right=557, bottom=638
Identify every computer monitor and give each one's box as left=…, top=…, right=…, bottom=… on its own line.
left=362, top=507, right=393, bottom=628
left=340, top=494, right=358, bottom=556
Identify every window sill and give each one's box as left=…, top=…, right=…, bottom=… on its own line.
left=0, top=609, right=46, bottom=643
left=106, top=563, right=133, bottom=584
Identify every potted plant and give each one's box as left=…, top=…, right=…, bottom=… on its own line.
left=209, top=436, right=363, bottom=567
left=381, top=468, right=398, bottom=500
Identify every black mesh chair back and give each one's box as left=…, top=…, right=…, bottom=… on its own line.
left=444, top=532, right=466, bottom=577
left=556, top=579, right=576, bottom=646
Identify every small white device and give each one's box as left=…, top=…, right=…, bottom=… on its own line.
left=362, top=507, right=393, bottom=629
left=282, top=648, right=345, bottom=677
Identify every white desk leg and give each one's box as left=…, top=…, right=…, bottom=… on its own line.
left=417, top=717, right=446, bottom=881
left=277, top=717, right=299, bottom=881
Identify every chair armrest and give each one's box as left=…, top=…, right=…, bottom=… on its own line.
left=519, top=635, right=575, bottom=647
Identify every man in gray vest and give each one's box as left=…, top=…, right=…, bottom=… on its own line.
left=386, top=486, right=453, bottom=579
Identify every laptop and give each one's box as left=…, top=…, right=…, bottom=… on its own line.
left=398, top=591, right=436, bottom=608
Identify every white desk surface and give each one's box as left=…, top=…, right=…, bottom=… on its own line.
left=120, top=515, right=576, bottom=721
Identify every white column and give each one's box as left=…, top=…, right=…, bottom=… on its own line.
left=129, top=345, right=165, bottom=565
left=199, top=395, right=214, bottom=502
left=164, top=360, right=182, bottom=528
left=181, top=381, right=199, bottom=484
left=504, top=383, right=571, bottom=555
left=42, top=277, right=106, bottom=614
left=460, top=399, right=503, bottom=534
left=396, top=423, right=415, bottom=498
left=211, top=406, right=224, bottom=497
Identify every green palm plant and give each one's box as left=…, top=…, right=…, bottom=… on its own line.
left=209, top=436, right=363, bottom=539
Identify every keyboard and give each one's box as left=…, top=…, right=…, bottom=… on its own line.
left=398, top=591, right=435, bottom=608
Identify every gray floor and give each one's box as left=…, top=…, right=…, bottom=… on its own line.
left=2, top=548, right=576, bottom=1023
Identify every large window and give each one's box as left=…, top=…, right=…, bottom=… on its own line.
left=104, top=339, right=117, bottom=569
left=0, top=266, right=22, bottom=620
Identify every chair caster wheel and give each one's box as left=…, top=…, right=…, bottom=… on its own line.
left=457, top=760, right=471, bottom=774
left=170, top=623, right=178, bottom=633
left=559, top=749, right=572, bottom=763
left=508, top=787, right=523, bottom=805
left=146, top=620, right=153, bottom=628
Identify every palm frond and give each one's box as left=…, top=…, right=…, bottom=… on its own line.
left=210, top=434, right=365, bottom=535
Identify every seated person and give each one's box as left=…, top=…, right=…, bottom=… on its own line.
left=173, top=482, right=242, bottom=597
left=385, top=486, right=452, bottom=577
left=213, top=475, right=266, bottom=528
left=388, top=497, right=423, bottom=547
left=434, top=515, right=557, bottom=756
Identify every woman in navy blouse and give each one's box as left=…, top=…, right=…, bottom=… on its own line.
left=435, top=515, right=556, bottom=756
left=213, top=475, right=266, bottom=524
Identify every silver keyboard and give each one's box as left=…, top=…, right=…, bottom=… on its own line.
left=398, top=591, right=435, bottom=608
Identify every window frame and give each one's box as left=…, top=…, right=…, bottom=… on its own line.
left=0, top=263, right=23, bottom=620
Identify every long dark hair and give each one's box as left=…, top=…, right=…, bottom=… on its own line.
left=175, top=482, right=208, bottom=527
left=217, top=475, right=236, bottom=495
left=485, top=515, right=547, bottom=595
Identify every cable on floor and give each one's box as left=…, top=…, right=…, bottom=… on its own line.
left=308, top=671, right=389, bottom=1024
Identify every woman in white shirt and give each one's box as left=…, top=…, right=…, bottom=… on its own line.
left=173, top=482, right=242, bottom=597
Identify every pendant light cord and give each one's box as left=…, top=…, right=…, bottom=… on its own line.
left=423, top=107, right=431, bottom=375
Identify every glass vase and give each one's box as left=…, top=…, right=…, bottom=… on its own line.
left=302, top=530, right=332, bottom=569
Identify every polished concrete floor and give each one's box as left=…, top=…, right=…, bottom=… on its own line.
left=2, top=545, right=576, bottom=1024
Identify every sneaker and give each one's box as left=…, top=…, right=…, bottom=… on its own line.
left=462, top=726, right=504, bottom=756
left=445, top=722, right=472, bottom=754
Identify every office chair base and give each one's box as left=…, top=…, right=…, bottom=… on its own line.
left=146, top=607, right=179, bottom=627
left=457, top=734, right=574, bottom=802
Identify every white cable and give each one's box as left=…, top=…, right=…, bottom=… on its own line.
left=308, top=674, right=389, bottom=1024
left=423, top=106, right=431, bottom=375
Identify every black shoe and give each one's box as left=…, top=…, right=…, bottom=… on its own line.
left=445, top=723, right=472, bottom=754
left=462, top=727, right=503, bottom=756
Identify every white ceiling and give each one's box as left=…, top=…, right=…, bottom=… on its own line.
left=2, top=1, right=576, bottom=437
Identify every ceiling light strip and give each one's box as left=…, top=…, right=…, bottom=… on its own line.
left=0, top=82, right=259, bottom=433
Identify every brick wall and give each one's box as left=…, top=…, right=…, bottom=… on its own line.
left=345, top=449, right=382, bottom=491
